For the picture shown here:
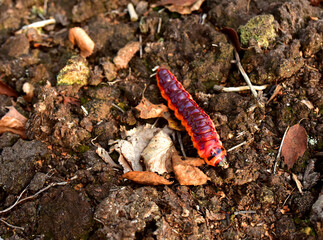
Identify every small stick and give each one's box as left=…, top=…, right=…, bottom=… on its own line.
left=157, top=18, right=162, bottom=34
left=112, top=103, right=125, bottom=114
left=227, top=141, right=247, bottom=152
left=199, top=13, right=207, bottom=25
left=16, top=18, right=56, bottom=34
left=0, top=181, right=68, bottom=214
left=177, top=131, right=187, bottom=158
left=213, top=84, right=268, bottom=92
left=274, top=126, right=289, bottom=174
left=81, top=105, right=88, bottom=116
left=233, top=49, right=258, bottom=99
left=0, top=218, right=24, bottom=231
left=127, top=3, right=138, bottom=22
left=234, top=210, right=256, bottom=215
left=139, top=34, right=143, bottom=58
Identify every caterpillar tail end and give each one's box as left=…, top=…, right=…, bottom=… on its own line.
left=218, top=156, right=229, bottom=169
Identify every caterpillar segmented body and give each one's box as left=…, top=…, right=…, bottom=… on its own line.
left=156, top=68, right=228, bottom=168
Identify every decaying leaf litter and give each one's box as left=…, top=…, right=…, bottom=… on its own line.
left=0, top=0, right=322, bottom=239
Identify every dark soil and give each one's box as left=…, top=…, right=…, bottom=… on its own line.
left=0, top=0, right=322, bottom=239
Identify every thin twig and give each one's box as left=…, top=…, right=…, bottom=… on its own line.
left=233, top=49, right=258, bottom=99
left=16, top=18, right=56, bottom=34
left=139, top=34, right=143, bottom=58
left=274, top=126, right=290, bottom=174
left=234, top=210, right=256, bottom=215
left=0, top=218, right=24, bottom=231
left=157, top=18, right=162, bottom=34
left=213, top=84, right=268, bottom=92
left=0, top=182, right=68, bottom=215
left=112, top=103, right=125, bottom=114
left=282, top=188, right=295, bottom=207
left=227, top=141, right=248, bottom=152
left=177, top=131, right=187, bottom=158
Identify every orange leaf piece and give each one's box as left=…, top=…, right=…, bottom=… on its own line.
left=182, top=157, right=205, bottom=167
left=135, top=97, right=168, bottom=119
left=281, top=124, right=307, bottom=169
left=0, top=106, right=27, bottom=138
left=69, top=27, right=95, bottom=58
left=172, top=150, right=210, bottom=185
left=122, top=171, right=173, bottom=185
left=135, top=97, right=184, bottom=131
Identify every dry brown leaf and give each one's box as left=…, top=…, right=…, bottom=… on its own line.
left=153, top=0, right=205, bottom=14
left=135, top=97, right=184, bottom=131
left=281, top=124, right=307, bottom=169
left=172, top=150, right=210, bottom=185
left=142, top=130, right=173, bottom=174
left=0, top=106, right=27, bottom=138
left=135, top=97, right=168, bottom=119
left=110, top=124, right=160, bottom=172
left=69, top=27, right=95, bottom=58
left=182, top=157, right=205, bottom=167
left=0, top=79, right=18, bottom=97
left=113, top=41, right=140, bottom=69
left=122, top=171, right=173, bottom=185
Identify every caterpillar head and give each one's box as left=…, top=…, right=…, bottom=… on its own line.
left=205, top=147, right=228, bottom=168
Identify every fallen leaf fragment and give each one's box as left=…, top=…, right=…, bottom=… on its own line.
left=96, top=144, right=120, bottom=168
left=292, top=173, right=303, bottom=195
left=0, top=106, right=27, bottom=138
left=172, top=150, right=210, bottom=185
left=153, top=0, right=205, bottom=14
left=182, top=157, right=205, bottom=167
left=135, top=97, right=184, bottom=131
left=113, top=41, right=140, bottom=69
left=110, top=124, right=160, bottom=172
left=69, top=27, right=95, bottom=58
left=142, top=130, right=173, bottom=174
left=281, top=124, right=307, bottom=169
left=0, top=79, right=18, bottom=97
left=136, top=97, right=168, bottom=119
left=122, top=171, right=173, bottom=185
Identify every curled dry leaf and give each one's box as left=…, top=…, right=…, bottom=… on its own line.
left=95, top=144, right=120, bottom=168
left=142, top=130, right=173, bottom=174
left=113, top=41, right=140, bottom=69
left=122, top=171, right=173, bottom=185
left=135, top=97, right=184, bottom=131
left=172, top=150, right=210, bottom=185
left=69, top=27, right=95, bottom=58
left=281, top=124, right=307, bottom=169
left=110, top=124, right=160, bottom=172
left=153, top=0, right=205, bottom=14
left=0, top=79, right=18, bottom=97
left=0, top=106, right=27, bottom=138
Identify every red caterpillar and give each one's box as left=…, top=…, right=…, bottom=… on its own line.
left=156, top=68, right=228, bottom=168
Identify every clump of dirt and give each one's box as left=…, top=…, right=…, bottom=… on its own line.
left=0, top=0, right=322, bottom=239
